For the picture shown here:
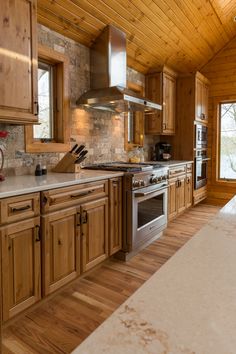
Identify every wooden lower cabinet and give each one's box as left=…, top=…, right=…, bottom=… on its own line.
left=109, top=178, right=122, bottom=255
left=168, top=174, right=191, bottom=221
left=81, top=197, right=109, bottom=272
left=177, top=175, right=186, bottom=214
left=42, top=208, right=80, bottom=296
left=185, top=174, right=193, bottom=208
left=168, top=178, right=178, bottom=220
left=1, top=217, right=41, bottom=322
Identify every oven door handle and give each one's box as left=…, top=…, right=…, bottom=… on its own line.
left=196, top=157, right=211, bottom=162
left=134, top=184, right=167, bottom=197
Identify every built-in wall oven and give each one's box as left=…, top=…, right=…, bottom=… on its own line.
left=195, top=124, right=208, bottom=149
left=194, top=149, right=210, bottom=189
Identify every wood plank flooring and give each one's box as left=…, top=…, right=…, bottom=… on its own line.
left=2, top=203, right=220, bottom=354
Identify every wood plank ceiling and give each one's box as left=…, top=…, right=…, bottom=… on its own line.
left=37, top=0, right=236, bottom=74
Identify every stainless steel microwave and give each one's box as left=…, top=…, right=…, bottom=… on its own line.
left=195, top=124, right=208, bottom=149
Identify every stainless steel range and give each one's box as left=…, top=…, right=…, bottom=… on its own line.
left=85, top=162, right=168, bottom=259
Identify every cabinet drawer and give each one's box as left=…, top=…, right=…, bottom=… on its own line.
left=41, top=180, right=108, bottom=213
left=168, top=165, right=186, bottom=178
left=0, top=193, right=40, bottom=225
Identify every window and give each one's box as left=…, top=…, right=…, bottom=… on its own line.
left=25, top=44, right=70, bottom=153
left=219, top=101, right=236, bottom=180
left=35, top=60, right=54, bottom=140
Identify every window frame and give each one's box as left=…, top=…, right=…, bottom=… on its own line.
left=124, top=81, right=144, bottom=151
left=25, top=44, right=70, bottom=153
left=216, top=96, right=236, bottom=184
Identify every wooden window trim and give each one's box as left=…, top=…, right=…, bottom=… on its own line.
left=214, top=95, right=236, bottom=186
left=124, top=81, right=144, bottom=151
left=25, top=44, right=70, bottom=153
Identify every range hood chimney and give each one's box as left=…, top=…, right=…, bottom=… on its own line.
left=76, top=25, right=162, bottom=114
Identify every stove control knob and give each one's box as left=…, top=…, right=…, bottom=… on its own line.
left=133, top=180, right=140, bottom=188
left=150, top=176, right=158, bottom=184
left=158, top=176, right=163, bottom=182
left=140, top=180, right=145, bottom=187
left=162, top=175, right=167, bottom=181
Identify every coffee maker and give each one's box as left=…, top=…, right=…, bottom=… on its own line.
left=155, top=142, right=172, bottom=161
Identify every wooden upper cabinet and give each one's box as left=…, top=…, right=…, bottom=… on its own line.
left=195, top=72, right=209, bottom=123
left=145, top=66, right=177, bottom=135
left=0, top=0, right=38, bottom=124
left=1, top=217, right=41, bottom=322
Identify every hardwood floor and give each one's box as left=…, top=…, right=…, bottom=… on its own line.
left=2, top=203, right=220, bottom=354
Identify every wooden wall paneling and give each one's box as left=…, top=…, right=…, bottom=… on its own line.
left=202, top=37, right=236, bottom=204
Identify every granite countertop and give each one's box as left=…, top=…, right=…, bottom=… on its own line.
left=72, top=197, right=236, bottom=354
left=0, top=170, right=124, bottom=199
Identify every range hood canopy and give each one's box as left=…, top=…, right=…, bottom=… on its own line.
left=76, top=25, right=162, bottom=114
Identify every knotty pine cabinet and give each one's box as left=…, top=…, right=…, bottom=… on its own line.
left=42, top=208, right=80, bottom=296
left=145, top=66, right=177, bottom=135
left=81, top=197, right=108, bottom=272
left=0, top=177, right=122, bottom=320
left=195, top=74, right=209, bottom=123
left=168, top=164, right=193, bottom=221
left=0, top=0, right=38, bottom=124
left=109, top=178, right=122, bottom=256
left=41, top=180, right=110, bottom=294
left=0, top=192, right=41, bottom=322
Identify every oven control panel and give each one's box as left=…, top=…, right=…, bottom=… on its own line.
left=131, top=168, right=169, bottom=189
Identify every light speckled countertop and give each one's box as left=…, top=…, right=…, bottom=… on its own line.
left=150, top=160, right=193, bottom=167
left=0, top=170, right=124, bottom=198
left=72, top=197, right=236, bottom=354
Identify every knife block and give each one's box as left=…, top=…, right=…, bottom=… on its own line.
left=52, top=152, right=81, bottom=173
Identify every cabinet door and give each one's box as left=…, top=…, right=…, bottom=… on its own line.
left=185, top=174, right=193, bottom=208
left=163, top=73, right=176, bottom=134
left=0, top=0, right=38, bottom=124
left=202, top=84, right=209, bottom=122
left=145, top=73, right=162, bottom=134
left=42, top=208, right=80, bottom=296
left=195, top=78, right=203, bottom=122
left=109, top=178, right=122, bottom=255
left=1, top=217, right=41, bottom=321
left=177, top=176, right=186, bottom=214
left=81, top=197, right=108, bottom=272
left=168, top=178, right=178, bottom=221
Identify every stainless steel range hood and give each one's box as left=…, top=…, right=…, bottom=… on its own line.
left=76, top=25, right=162, bottom=114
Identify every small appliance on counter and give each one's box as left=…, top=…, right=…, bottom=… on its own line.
left=155, top=142, right=172, bottom=161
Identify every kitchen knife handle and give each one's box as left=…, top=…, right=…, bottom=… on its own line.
left=70, top=144, right=78, bottom=153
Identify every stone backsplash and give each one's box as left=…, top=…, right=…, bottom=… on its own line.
left=0, top=24, right=157, bottom=176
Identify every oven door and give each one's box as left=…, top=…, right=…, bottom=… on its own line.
left=194, top=157, right=208, bottom=189
left=132, top=185, right=167, bottom=249
left=196, top=124, right=208, bottom=149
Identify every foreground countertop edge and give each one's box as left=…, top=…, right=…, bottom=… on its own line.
left=72, top=196, right=236, bottom=354
left=0, top=170, right=124, bottom=199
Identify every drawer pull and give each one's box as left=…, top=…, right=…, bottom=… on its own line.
left=71, top=190, right=95, bottom=198
left=11, top=205, right=31, bottom=213
left=171, top=169, right=184, bottom=174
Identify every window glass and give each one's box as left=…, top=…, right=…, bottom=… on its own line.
left=34, top=61, right=54, bottom=140
left=219, top=102, right=236, bottom=179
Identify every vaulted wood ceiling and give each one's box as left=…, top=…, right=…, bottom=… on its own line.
left=37, top=0, right=236, bottom=74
